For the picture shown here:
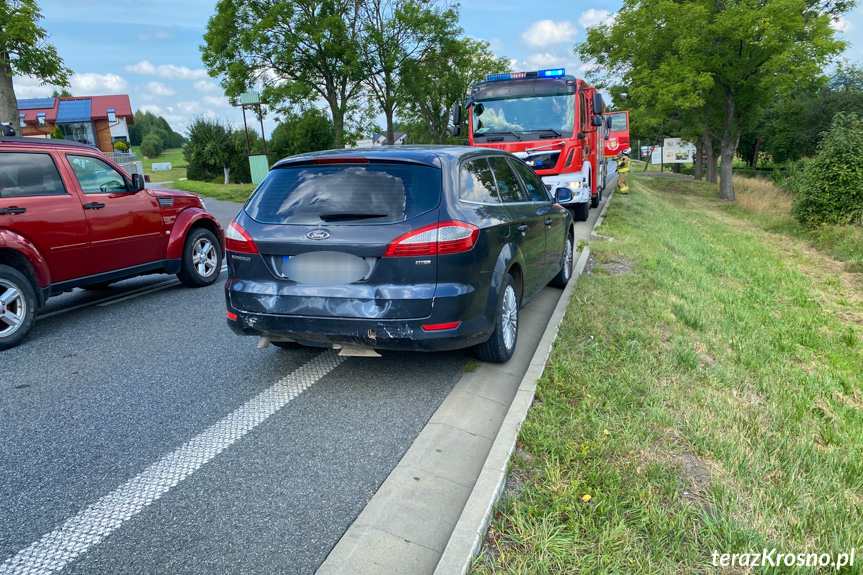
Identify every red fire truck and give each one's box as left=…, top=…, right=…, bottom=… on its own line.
left=604, top=111, right=630, bottom=158
left=451, top=68, right=610, bottom=221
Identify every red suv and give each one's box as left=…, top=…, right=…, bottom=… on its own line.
left=0, top=136, right=224, bottom=350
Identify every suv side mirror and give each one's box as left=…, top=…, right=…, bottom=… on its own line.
left=592, top=93, right=604, bottom=115
left=555, top=187, right=574, bottom=203
left=131, top=173, right=145, bottom=192
left=451, top=102, right=462, bottom=127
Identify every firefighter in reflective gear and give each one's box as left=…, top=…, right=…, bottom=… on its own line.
left=616, top=151, right=630, bottom=194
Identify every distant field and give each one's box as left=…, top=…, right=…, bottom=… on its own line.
left=168, top=179, right=257, bottom=203
left=132, top=146, right=188, bottom=183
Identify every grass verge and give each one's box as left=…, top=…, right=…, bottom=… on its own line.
left=168, top=179, right=256, bottom=203
left=471, top=173, right=863, bottom=574
left=131, top=146, right=188, bottom=183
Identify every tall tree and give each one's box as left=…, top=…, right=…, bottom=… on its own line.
left=201, top=0, right=365, bottom=147
left=0, top=0, right=71, bottom=127
left=400, top=36, right=509, bottom=144
left=361, top=0, right=457, bottom=146
left=269, top=107, right=334, bottom=159
left=579, top=0, right=848, bottom=200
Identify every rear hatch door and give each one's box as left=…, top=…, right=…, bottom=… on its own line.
left=233, top=160, right=442, bottom=320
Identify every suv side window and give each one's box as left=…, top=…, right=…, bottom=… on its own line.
left=488, top=156, right=528, bottom=203
left=0, top=152, right=67, bottom=198
left=509, top=159, right=551, bottom=202
left=67, top=155, right=128, bottom=194
left=459, top=158, right=501, bottom=204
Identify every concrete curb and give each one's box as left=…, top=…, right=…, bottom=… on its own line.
left=434, top=190, right=614, bottom=575
left=590, top=188, right=615, bottom=242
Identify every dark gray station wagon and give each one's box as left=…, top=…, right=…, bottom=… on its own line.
left=225, top=146, right=574, bottom=363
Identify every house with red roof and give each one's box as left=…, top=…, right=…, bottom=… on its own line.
left=16, top=95, right=134, bottom=154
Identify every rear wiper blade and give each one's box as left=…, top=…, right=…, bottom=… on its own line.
left=319, top=212, right=388, bottom=221
left=480, top=131, right=522, bottom=141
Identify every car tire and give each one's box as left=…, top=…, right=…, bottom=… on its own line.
left=549, top=232, right=574, bottom=288
left=475, top=274, right=519, bottom=364
left=178, top=228, right=222, bottom=288
left=572, top=202, right=589, bottom=222
left=0, top=265, right=37, bottom=351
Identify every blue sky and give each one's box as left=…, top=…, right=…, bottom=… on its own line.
left=14, top=0, right=863, bottom=137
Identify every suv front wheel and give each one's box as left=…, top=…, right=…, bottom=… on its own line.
left=0, top=265, right=37, bottom=351
left=178, top=228, right=223, bottom=287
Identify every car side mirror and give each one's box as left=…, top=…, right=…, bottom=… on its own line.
left=591, top=116, right=604, bottom=127
left=131, top=173, right=145, bottom=192
left=451, top=102, right=462, bottom=127
left=555, top=187, right=573, bottom=203
left=449, top=125, right=461, bottom=137
left=592, top=93, right=604, bottom=115
left=606, top=117, right=613, bottom=129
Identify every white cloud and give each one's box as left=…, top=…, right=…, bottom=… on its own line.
left=138, top=30, right=173, bottom=41
left=70, top=73, right=129, bottom=95
left=521, top=20, right=577, bottom=48
left=194, top=80, right=219, bottom=93
left=831, top=15, right=853, bottom=33
left=139, top=105, right=163, bottom=115
left=145, top=81, right=175, bottom=97
left=125, top=60, right=209, bottom=81
left=203, top=95, right=230, bottom=108
left=11, top=76, right=53, bottom=99
left=488, top=38, right=504, bottom=52
left=579, top=9, right=615, bottom=30
left=176, top=101, right=202, bottom=114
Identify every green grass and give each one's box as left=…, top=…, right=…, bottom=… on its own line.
left=168, top=179, right=257, bottom=203
left=471, top=174, right=863, bottom=574
left=131, top=146, right=188, bottom=183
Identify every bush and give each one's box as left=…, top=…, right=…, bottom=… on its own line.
left=49, top=126, right=64, bottom=139
left=140, top=134, right=164, bottom=158
left=113, top=140, right=129, bottom=152
left=791, top=112, right=863, bottom=227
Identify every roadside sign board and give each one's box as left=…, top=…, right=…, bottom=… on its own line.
left=651, top=147, right=662, bottom=164
left=152, top=162, right=172, bottom=172
left=662, top=138, right=696, bottom=163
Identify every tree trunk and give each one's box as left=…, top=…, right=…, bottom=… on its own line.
left=694, top=137, right=704, bottom=181
left=385, top=106, right=395, bottom=146
left=0, top=55, right=20, bottom=129
left=704, top=136, right=717, bottom=184
left=750, top=133, right=762, bottom=169
left=223, top=166, right=231, bottom=185
left=331, top=106, right=345, bottom=149
left=718, top=90, right=738, bottom=201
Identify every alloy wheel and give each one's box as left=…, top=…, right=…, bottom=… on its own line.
left=0, top=279, right=27, bottom=338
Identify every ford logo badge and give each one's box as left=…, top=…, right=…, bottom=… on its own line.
left=307, top=229, right=331, bottom=240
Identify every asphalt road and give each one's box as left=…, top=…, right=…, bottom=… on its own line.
left=0, top=183, right=613, bottom=575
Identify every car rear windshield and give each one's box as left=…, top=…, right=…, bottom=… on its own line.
left=244, top=163, right=442, bottom=225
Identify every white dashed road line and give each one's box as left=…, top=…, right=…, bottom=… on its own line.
left=0, top=350, right=345, bottom=575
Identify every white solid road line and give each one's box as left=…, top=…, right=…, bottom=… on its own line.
left=0, top=350, right=345, bottom=575
left=38, top=265, right=229, bottom=319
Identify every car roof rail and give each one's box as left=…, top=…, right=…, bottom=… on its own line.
left=0, top=135, right=100, bottom=149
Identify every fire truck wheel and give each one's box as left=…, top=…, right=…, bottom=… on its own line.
left=572, top=202, right=589, bottom=222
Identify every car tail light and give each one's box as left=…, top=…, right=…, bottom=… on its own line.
left=227, top=311, right=238, bottom=321
left=383, top=221, right=479, bottom=257
left=226, top=221, right=258, bottom=254
left=422, top=322, right=461, bottom=331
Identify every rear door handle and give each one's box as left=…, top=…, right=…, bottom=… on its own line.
left=84, top=202, right=106, bottom=210
left=0, top=207, right=26, bottom=215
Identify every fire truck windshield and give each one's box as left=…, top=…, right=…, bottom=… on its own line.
left=472, top=94, right=575, bottom=138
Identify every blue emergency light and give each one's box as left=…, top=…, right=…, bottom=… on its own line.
left=486, top=68, right=566, bottom=82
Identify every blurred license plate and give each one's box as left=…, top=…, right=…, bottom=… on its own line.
left=281, top=252, right=370, bottom=285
